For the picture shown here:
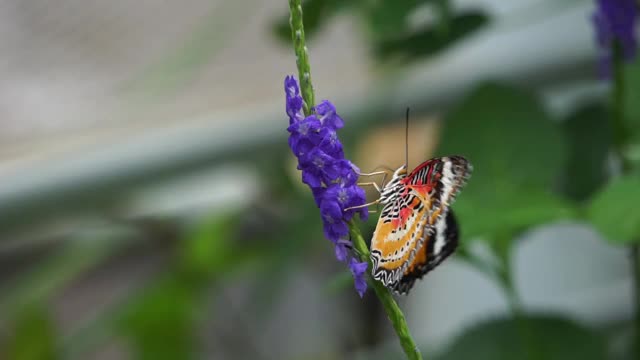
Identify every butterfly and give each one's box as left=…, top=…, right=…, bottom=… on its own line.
left=348, top=156, right=472, bottom=295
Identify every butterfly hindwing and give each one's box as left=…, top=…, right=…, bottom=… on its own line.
left=390, top=210, right=459, bottom=295
left=369, top=156, right=472, bottom=291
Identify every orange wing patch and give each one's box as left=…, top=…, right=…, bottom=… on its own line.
left=370, top=195, right=432, bottom=286
left=390, top=210, right=460, bottom=294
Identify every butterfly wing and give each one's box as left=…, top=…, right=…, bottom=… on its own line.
left=370, top=193, right=431, bottom=286
left=389, top=156, right=472, bottom=294
left=390, top=210, right=459, bottom=294
left=370, top=156, right=472, bottom=290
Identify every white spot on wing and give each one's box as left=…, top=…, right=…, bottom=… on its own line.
left=433, top=160, right=454, bottom=255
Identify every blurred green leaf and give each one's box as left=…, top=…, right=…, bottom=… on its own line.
left=434, top=315, right=606, bottom=360
left=272, top=0, right=348, bottom=42
left=119, top=279, right=198, bottom=360
left=364, top=0, right=434, bottom=40
left=374, top=11, right=488, bottom=62
left=179, top=215, right=236, bottom=278
left=560, top=104, right=612, bottom=201
left=4, top=305, right=58, bottom=360
left=439, top=83, right=565, bottom=186
left=588, top=176, right=640, bottom=244
left=624, top=59, right=640, bottom=140
left=436, top=83, right=571, bottom=244
left=0, top=227, right=133, bottom=314
left=454, top=183, right=577, bottom=244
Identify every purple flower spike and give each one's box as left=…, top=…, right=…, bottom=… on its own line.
left=349, top=258, right=368, bottom=298
left=284, top=75, right=369, bottom=297
left=592, top=0, right=638, bottom=77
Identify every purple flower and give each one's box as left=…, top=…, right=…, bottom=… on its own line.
left=592, top=0, right=638, bottom=77
left=349, top=258, right=368, bottom=298
left=315, top=100, right=344, bottom=129
left=284, top=75, right=369, bottom=297
left=334, top=239, right=351, bottom=262
left=324, top=184, right=369, bottom=222
left=320, top=199, right=349, bottom=241
left=288, top=115, right=323, bottom=158
left=285, top=75, right=305, bottom=124
left=317, top=127, right=345, bottom=159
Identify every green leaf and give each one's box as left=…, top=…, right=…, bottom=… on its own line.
left=453, top=183, right=577, bottom=243
left=560, top=104, right=612, bottom=201
left=364, top=0, right=432, bottom=40
left=434, top=314, right=606, bottom=360
left=4, top=305, right=58, bottom=360
left=119, top=279, right=198, bottom=360
left=374, top=11, right=489, bottom=62
left=439, top=83, right=565, bottom=187
left=436, top=83, right=571, bottom=244
left=588, top=175, right=640, bottom=244
left=624, top=59, right=640, bottom=139
left=272, top=0, right=347, bottom=43
left=179, top=215, right=236, bottom=278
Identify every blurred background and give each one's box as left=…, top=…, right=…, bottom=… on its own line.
left=0, top=0, right=638, bottom=359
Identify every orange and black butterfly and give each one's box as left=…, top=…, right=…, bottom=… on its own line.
left=369, top=156, right=471, bottom=294
left=347, top=112, right=472, bottom=295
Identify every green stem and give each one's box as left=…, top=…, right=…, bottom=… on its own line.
left=611, top=41, right=640, bottom=356
left=612, top=43, right=630, bottom=172
left=288, top=0, right=315, bottom=115
left=349, top=220, right=423, bottom=360
left=287, top=2, right=422, bottom=358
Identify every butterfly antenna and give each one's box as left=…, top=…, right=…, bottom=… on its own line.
left=405, top=107, right=410, bottom=170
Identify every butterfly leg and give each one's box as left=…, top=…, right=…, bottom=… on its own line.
left=357, top=182, right=382, bottom=193
left=343, top=198, right=381, bottom=212
left=358, top=170, right=392, bottom=177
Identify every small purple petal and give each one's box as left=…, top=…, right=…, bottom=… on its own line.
left=285, top=76, right=305, bottom=123
left=334, top=241, right=349, bottom=262
left=315, top=100, right=344, bottom=129
left=320, top=200, right=349, bottom=241
left=317, top=127, right=344, bottom=159
left=302, top=169, right=323, bottom=188
left=311, top=186, right=326, bottom=207
left=288, top=115, right=323, bottom=157
left=349, top=258, right=368, bottom=297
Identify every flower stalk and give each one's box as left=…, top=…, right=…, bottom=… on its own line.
left=288, top=0, right=315, bottom=115
left=348, top=220, right=423, bottom=360
left=286, top=0, right=423, bottom=358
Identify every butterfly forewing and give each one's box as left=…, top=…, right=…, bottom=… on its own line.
left=370, top=195, right=431, bottom=285
left=369, top=156, right=472, bottom=291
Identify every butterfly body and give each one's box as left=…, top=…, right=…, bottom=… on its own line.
left=369, top=156, right=471, bottom=294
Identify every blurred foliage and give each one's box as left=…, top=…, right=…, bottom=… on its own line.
left=433, top=314, right=607, bottom=360
left=4, top=1, right=640, bottom=359
left=119, top=278, right=199, bottom=360
left=374, top=12, right=488, bottom=62
left=588, top=176, right=640, bottom=245
left=624, top=61, right=640, bottom=143
left=435, top=82, right=575, bottom=248
left=3, top=304, right=58, bottom=360
left=118, top=215, right=237, bottom=359
left=272, top=0, right=490, bottom=63
left=560, top=104, right=612, bottom=202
